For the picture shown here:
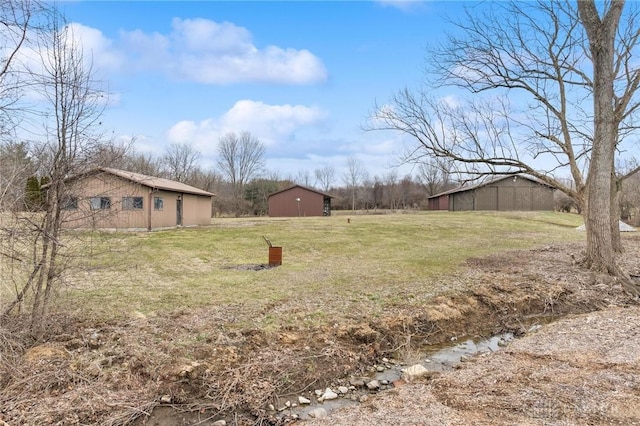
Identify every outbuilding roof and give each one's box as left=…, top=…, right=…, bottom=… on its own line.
left=57, top=167, right=215, bottom=197
left=268, top=184, right=334, bottom=198
left=428, top=174, right=554, bottom=199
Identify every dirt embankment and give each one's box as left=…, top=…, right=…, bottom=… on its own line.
left=1, top=237, right=639, bottom=425
left=306, top=305, right=640, bottom=426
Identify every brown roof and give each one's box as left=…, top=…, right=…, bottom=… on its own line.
left=57, top=167, right=215, bottom=197
left=267, top=184, right=334, bottom=199
left=102, top=168, right=214, bottom=196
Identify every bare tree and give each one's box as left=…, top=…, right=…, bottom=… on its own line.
left=0, top=17, right=110, bottom=333
left=115, top=149, right=162, bottom=177
left=189, top=168, right=220, bottom=194
left=0, top=1, right=47, bottom=212
left=576, top=1, right=631, bottom=280
left=370, top=176, right=383, bottom=209
left=368, top=0, right=640, bottom=284
left=295, top=169, right=312, bottom=187
left=0, top=0, right=46, bottom=136
left=87, top=137, right=135, bottom=169
left=216, top=131, right=265, bottom=216
left=314, top=165, right=335, bottom=192
left=0, top=141, right=36, bottom=210
left=383, top=169, right=399, bottom=210
left=417, top=158, right=454, bottom=197
left=161, top=143, right=201, bottom=183
left=342, top=156, right=367, bottom=211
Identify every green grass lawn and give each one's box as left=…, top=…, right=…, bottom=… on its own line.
left=57, top=211, right=585, bottom=328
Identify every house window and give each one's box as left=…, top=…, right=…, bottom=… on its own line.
left=154, top=197, right=163, bottom=211
left=122, top=196, right=143, bottom=210
left=90, top=197, right=111, bottom=210
left=61, top=196, right=78, bottom=210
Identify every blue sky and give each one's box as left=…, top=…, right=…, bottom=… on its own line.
left=58, top=1, right=463, bottom=181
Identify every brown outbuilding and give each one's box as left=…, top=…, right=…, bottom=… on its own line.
left=53, top=167, right=214, bottom=230
left=428, top=174, right=555, bottom=211
left=268, top=185, right=332, bottom=217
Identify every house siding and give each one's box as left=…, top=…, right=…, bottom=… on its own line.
left=182, top=193, right=213, bottom=226
left=63, top=173, right=146, bottom=229
left=61, top=172, right=212, bottom=230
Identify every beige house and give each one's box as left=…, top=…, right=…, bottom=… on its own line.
left=59, top=168, right=214, bottom=230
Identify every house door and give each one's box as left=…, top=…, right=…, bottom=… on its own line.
left=176, top=197, right=183, bottom=226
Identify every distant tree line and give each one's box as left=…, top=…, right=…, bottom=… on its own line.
left=4, top=132, right=640, bottom=219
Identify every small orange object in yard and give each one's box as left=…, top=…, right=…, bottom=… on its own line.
left=263, top=236, right=282, bottom=266
left=268, top=246, right=282, bottom=266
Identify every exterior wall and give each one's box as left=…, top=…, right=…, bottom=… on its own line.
left=530, top=186, right=554, bottom=210
left=148, top=189, right=180, bottom=228
left=450, top=191, right=475, bottom=211
left=61, top=173, right=212, bottom=229
left=476, top=186, right=498, bottom=210
left=148, top=191, right=211, bottom=228
left=449, top=178, right=554, bottom=211
left=63, top=173, right=148, bottom=229
left=428, top=195, right=449, bottom=210
left=491, top=177, right=554, bottom=211
left=269, top=187, right=325, bottom=217
left=182, top=193, right=213, bottom=226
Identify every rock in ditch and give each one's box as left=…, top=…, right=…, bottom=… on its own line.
left=349, top=377, right=366, bottom=387
left=321, top=388, right=338, bottom=400
left=298, top=396, right=311, bottom=405
left=366, top=379, right=380, bottom=390
left=308, top=407, right=328, bottom=419
left=401, top=364, right=430, bottom=382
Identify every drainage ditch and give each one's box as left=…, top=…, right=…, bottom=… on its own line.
left=275, top=329, right=526, bottom=421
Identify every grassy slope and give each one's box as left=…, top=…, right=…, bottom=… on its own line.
left=58, top=211, right=584, bottom=328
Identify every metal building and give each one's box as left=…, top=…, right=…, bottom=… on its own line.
left=268, top=185, right=332, bottom=217
left=428, top=175, right=555, bottom=211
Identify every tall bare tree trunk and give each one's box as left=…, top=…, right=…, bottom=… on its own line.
left=578, top=1, right=621, bottom=274
left=30, top=178, right=63, bottom=335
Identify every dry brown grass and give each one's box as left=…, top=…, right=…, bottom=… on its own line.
left=1, top=212, right=637, bottom=425
left=51, top=211, right=586, bottom=325
left=305, top=237, right=640, bottom=426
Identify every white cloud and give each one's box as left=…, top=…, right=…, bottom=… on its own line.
left=376, top=0, right=425, bottom=12
left=170, top=18, right=254, bottom=53
left=118, top=18, right=327, bottom=85
left=14, top=23, right=121, bottom=105
left=222, top=100, right=327, bottom=139
left=166, top=100, right=328, bottom=155
left=67, top=23, right=125, bottom=73
left=14, top=23, right=119, bottom=76
left=133, top=135, right=166, bottom=157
